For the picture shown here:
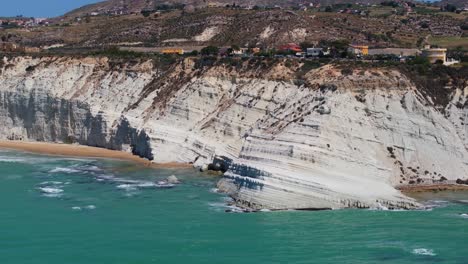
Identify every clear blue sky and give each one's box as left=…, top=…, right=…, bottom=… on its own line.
left=1, top=0, right=102, bottom=18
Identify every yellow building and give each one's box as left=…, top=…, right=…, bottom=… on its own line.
left=421, top=45, right=446, bottom=64
left=348, top=44, right=369, bottom=56
left=161, top=48, right=184, bottom=55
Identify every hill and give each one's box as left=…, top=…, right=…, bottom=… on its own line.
left=64, top=0, right=388, bottom=17
left=434, top=0, right=468, bottom=7
left=1, top=0, right=466, bottom=52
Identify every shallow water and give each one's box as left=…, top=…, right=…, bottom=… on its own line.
left=0, top=150, right=467, bottom=264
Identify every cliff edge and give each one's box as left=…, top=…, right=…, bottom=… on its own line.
left=1, top=55, right=467, bottom=210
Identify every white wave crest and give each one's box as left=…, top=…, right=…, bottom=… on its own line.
left=49, top=167, right=81, bottom=174
left=0, top=157, right=27, bottom=163
left=117, top=184, right=138, bottom=191
left=117, top=181, right=174, bottom=191
left=72, top=205, right=96, bottom=210
left=412, top=248, right=436, bottom=256
left=43, top=193, right=62, bottom=198
left=38, top=187, right=64, bottom=194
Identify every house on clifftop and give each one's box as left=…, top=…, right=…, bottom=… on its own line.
left=422, top=45, right=459, bottom=66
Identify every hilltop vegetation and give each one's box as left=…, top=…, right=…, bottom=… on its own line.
left=2, top=4, right=467, bottom=51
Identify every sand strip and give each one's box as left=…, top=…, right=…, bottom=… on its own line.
left=0, top=140, right=192, bottom=168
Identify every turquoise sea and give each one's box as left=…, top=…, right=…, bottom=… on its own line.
left=0, top=149, right=467, bottom=264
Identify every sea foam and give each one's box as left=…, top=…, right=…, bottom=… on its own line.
left=412, top=248, right=436, bottom=256
left=38, top=187, right=64, bottom=194
left=49, top=167, right=81, bottom=174
left=0, top=157, right=27, bottom=163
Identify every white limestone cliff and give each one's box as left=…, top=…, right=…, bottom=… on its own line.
left=1, top=55, right=467, bottom=210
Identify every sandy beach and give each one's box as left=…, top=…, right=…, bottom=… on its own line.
left=0, top=140, right=192, bottom=168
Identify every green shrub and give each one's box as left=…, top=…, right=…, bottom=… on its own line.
left=201, top=46, right=219, bottom=56
left=91, top=46, right=144, bottom=58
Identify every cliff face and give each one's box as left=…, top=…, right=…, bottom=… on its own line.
left=1, top=56, right=467, bottom=210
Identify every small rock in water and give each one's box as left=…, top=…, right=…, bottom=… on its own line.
left=200, top=164, right=209, bottom=172
left=167, top=175, right=180, bottom=184
left=156, top=180, right=175, bottom=188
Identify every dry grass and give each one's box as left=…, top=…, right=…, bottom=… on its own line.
left=429, top=36, right=468, bottom=49
left=2, top=7, right=465, bottom=50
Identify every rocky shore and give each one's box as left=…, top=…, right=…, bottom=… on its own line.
left=1, top=55, right=467, bottom=210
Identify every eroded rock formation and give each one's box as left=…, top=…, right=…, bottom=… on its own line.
left=1, top=55, right=467, bottom=210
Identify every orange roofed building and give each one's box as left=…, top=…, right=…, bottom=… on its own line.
left=279, top=43, right=302, bottom=53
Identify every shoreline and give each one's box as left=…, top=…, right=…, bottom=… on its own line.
left=0, top=140, right=193, bottom=169
left=2, top=140, right=466, bottom=194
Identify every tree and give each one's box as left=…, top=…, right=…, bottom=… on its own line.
left=187, top=50, right=199, bottom=56
left=444, top=4, right=457, bottom=12
left=420, top=22, right=429, bottom=29
left=381, top=1, right=399, bottom=7
left=331, top=39, right=350, bottom=50
left=141, top=10, right=152, bottom=17
left=409, top=56, right=430, bottom=66
left=201, top=46, right=219, bottom=56
left=416, top=37, right=425, bottom=48
left=449, top=46, right=464, bottom=60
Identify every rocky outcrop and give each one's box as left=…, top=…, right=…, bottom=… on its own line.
left=1, top=55, right=467, bottom=210
left=0, top=56, right=155, bottom=159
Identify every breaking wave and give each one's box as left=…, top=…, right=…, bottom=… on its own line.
left=71, top=205, right=96, bottom=211
left=38, top=187, right=64, bottom=194
left=0, top=155, right=57, bottom=164
left=116, top=181, right=174, bottom=191
left=49, top=164, right=102, bottom=175
left=412, top=248, right=436, bottom=256
left=0, top=157, right=27, bottom=163
left=423, top=200, right=450, bottom=210
left=49, top=167, right=81, bottom=174
left=38, top=186, right=64, bottom=197
left=209, top=197, right=246, bottom=213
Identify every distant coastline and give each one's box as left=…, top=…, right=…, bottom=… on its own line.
left=0, top=140, right=192, bottom=169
